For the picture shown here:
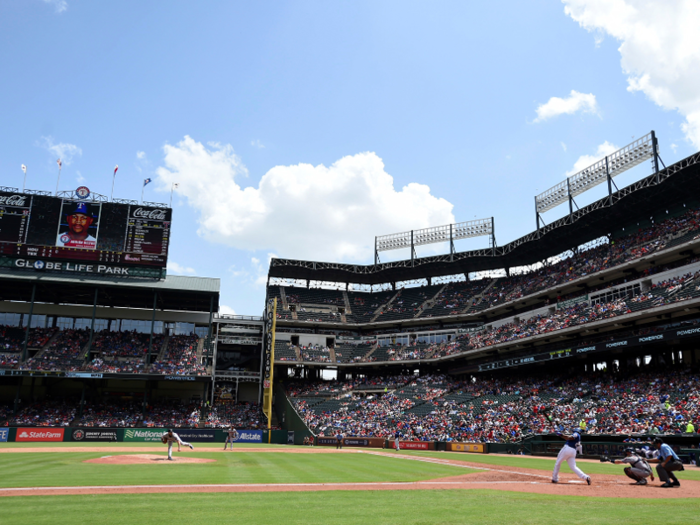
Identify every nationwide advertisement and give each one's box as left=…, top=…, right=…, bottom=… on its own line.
left=123, top=429, right=166, bottom=442
left=230, top=430, right=263, bottom=443
left=71, top=429, right=118, bottom=442
left=173, top=429, right=216, bottom=442
left=16, top=428, right=65, bottom=442
left=0, top=428, right=8, bottom=442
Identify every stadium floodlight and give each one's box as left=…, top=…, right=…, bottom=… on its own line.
left=375, top=218, right=494, bottom=264
left=535, top=132, right=656, bottom=216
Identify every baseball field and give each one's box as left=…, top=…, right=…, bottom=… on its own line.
left=1, top=443, right=698, bottom=524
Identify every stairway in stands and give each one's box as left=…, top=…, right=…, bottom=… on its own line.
left=370, top=290, right=401, bottom=322
left=413, top=283, right=448, bottom=318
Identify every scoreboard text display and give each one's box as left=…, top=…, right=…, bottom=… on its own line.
left=0, top=191, right=170, bottom=269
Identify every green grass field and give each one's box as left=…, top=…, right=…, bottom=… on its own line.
left=0, top=444, right=698, bottom=524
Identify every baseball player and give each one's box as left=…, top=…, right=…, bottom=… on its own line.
left=551, top=428, right=591, bottom=485
left=224, top=427, right=237, bottom=451
left=394, top=429, right=402, bottom=451
left=162, top=429, right=194, bottom=460
left=605, top=448, right=654, bottom=485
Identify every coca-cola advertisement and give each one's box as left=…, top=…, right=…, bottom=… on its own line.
left=0, top=191, right=31, bottom=244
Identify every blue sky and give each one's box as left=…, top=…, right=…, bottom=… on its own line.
left=1, top=1, right=699, bottom=314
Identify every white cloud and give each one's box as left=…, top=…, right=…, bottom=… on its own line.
left=563, top=0, right=700, bottom=148
left=42, top=0, right=68, bottom=13
left=561, top=142, right=568, bottom=152
left=39, top=136, right=82, bottom=165
left=136, top=151, right=146, bottom=160
left=219, top=304, right=237, bottom=315
left=566, top=141, right=619, bottom=176
left=251, top=139, right=265, bottom=149
left=534, top=90, right=599, bottom=122
left=156, top=136, right=455, bottom=262
left=167, top=261, right=197, bottom=275
left=76, top=171, right=85, bottom=183
left=670, top=143, right=678, bottom=153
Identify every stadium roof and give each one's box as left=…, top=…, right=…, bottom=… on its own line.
left=269, top=150, right=700, bottom=285
left=0, top=272, right=220, bottom=312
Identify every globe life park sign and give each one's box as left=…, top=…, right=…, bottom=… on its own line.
left=12, top=258, right=132, bottom=275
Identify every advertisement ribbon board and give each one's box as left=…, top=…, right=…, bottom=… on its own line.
left=0, top=428, right=8, bottom=442
left=123, top=429, right=166, bottom=442
left=71, top=429, right=119, bottom=442
left=399, top=441, right=432, bottom=450
left=448, top=443, right=486, bottom=453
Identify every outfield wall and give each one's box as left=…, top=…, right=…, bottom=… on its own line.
left=0, top=427, right=291, bottom=444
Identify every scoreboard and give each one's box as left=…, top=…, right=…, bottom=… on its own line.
left=0, top=190, right=171, bottom=269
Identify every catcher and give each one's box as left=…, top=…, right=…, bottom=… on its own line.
left=162, top=429, right=194, bottom=461
left=601, top=447, right=654, bottom=485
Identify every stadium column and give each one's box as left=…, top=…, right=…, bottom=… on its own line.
left=86, top=288, right=99, bottom=355
left=147, top=291, right=157, bottom=364
left=21, top=283, right=36, bottom=363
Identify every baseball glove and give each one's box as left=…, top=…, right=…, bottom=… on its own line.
left=161, top=436, right=168, bottom=444
left=599, top=456, right=614, bottom=463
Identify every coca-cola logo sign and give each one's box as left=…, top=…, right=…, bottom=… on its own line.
left=0, top=194, right=28, bottom=207
left=132, top=207, right=167, bottom=220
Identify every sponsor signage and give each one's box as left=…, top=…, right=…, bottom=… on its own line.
left=164, top=376, right=196, bottom=381
left=399, top=441, right=432, bottom=450
left=16, top=428, right=65, bottom=442
left=557, top=294, right=589, bottom=309
left=173, top=429, right=215, bottom=442
left=12, top=257, right=134, bottom=276
left=123, top=429, right=165, bottom=442
left=317, top=437, right=340, bottom=446
left=262, top=299, right=277, bottom=426
left=449, top=443, right=486, bottom=453
left=474, top=324, right=700, bottom=373
left=230, top=430, right=263, bottom=443
left=71, top=429, right=118, bottom=442
left=65, top=372, right=104, bottom=379
left=0, top=428, right=8, bottom=442
left=343, top=438, right=386, bottom=448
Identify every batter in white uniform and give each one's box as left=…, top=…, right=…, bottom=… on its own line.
left=162, top=429, right=194, bottom=460
left=551, top=429, right=591, bottom=485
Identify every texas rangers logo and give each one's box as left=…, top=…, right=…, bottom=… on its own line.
left=33, top=260, right=45, bottom=270
left=60, top=234, right=71, bottom=244
left=75, top=186, right=91, bottom=200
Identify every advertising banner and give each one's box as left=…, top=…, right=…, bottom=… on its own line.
left=0, top=428, right=8, bottom=442
left=71, top=429, right=119, bottom=442
left=448, top=443, right=486, bottom=453
left=399, top=441, right=432, bottom=450
left=287, top=431, right=295, bottom=445
left=230, top=430, right=263, bottom=443
left=174, top=429, right=216, bottom=442
left=342, top=438, right=386, bottom=448
left=15, top=428, right=65, bottom=442
left=123, top=429, right=166, bottom=442
left=317, top=437, right=340, bottom=446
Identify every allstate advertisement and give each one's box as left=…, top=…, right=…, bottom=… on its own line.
left=0, top=428, right=8, bottom=442
left=229, top=430, right=263, bottom=443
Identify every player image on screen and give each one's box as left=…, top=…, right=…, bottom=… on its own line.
left=56, top=201, right=101, bottom=250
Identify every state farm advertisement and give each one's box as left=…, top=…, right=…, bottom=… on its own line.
left=16, top=428, right=65, bottom=442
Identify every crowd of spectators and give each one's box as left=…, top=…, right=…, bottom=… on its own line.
left=10, top=399, right=77, bottom=427
left=151, top=334, right=207, bottom=376
left=204, top=401, right=271, bottom=429
left=22, top=329, right=90, bottom=372
left=92, top=330, right=162, bottom=358
left=288, top=367, right=700, bottom=443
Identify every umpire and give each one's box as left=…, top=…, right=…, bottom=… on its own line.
left=648, top=437, right=684, bottom=488
left=609, top=448, right=654, bottom=485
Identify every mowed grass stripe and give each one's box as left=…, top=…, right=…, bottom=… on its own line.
left=399, top=451, right=700, bottom=481
left=0, top=452, right=473, bottom=488
left=1, top=490, right=699, bottom=525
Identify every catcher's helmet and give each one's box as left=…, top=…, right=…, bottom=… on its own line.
left=624, top=447, right=634, bottom=454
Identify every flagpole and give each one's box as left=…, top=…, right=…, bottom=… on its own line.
left=170, top=183, right=174, bottom=207
left=56, top=160, right=62, bottom=196
left=111, top=165, right=118, bottom=202
left=141, top=184, right=145, bottom=204
left=22, top=166, right=27, bottom=192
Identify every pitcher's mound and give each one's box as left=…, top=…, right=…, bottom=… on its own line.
left=85, top=454, right=216, bottom=465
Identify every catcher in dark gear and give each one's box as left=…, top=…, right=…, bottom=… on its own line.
left=601, top=448, right=654, bottom=485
